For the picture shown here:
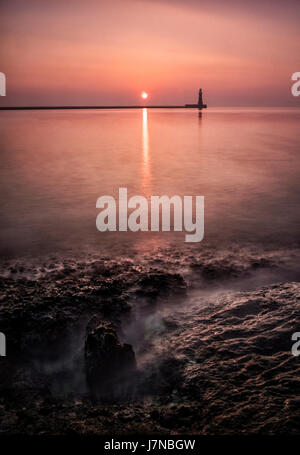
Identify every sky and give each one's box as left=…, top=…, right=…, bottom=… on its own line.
left=0, top=0, right=300, bottom=107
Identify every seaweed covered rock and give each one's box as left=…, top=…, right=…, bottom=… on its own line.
left=85, top=318, right=136, bottom=400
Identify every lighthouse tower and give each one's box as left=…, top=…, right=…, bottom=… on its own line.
left=185, top=88, right=207, bottom=109
left=198, top=89, right=207, bottom=109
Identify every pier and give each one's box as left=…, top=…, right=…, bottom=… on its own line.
left=0, top=89, right=207, bottom=110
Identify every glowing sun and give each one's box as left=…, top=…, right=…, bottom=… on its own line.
left=141, top=91, right=148, bottom=100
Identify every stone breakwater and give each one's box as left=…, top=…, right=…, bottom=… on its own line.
left=0, top=244, right=299, bottom=434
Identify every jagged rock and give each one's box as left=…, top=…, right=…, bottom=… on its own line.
left=85, top=318, right=136, bottom=399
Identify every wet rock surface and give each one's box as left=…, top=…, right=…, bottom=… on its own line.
left=0, top=245, right=299, bottom=434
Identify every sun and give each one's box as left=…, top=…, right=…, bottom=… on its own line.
left=141, top=91, right=148, bottom=100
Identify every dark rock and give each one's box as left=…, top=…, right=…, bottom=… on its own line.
left=193, top=263, right=238, bottom=281
left=85, top=318, right=137, bottom=400
left=136, top=272, right=186, bottom=301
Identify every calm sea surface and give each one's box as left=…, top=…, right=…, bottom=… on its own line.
left=0, top=108, right=299, bottom=257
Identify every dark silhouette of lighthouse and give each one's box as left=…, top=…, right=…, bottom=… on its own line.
left=198, top=89, right=207, bottom=108
left=185, top=88, right=207, bottom=109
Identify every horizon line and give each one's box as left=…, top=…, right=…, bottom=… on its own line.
left=0, top=105, right=299, bottom=110
left=0, top=105, right=202, bottom=110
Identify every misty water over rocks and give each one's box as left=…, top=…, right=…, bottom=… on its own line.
left=0, top=242, right=299, bottom=434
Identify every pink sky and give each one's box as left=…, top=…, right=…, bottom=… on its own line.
left=0, top=0, right=300, bottom=106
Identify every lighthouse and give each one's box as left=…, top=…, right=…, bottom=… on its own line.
left=185, top=88, right=207, bottom=109
left=198, top=89, right=207, bottom=109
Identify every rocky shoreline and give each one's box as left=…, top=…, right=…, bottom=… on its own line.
left=0, top=245, right=299, bottom=434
